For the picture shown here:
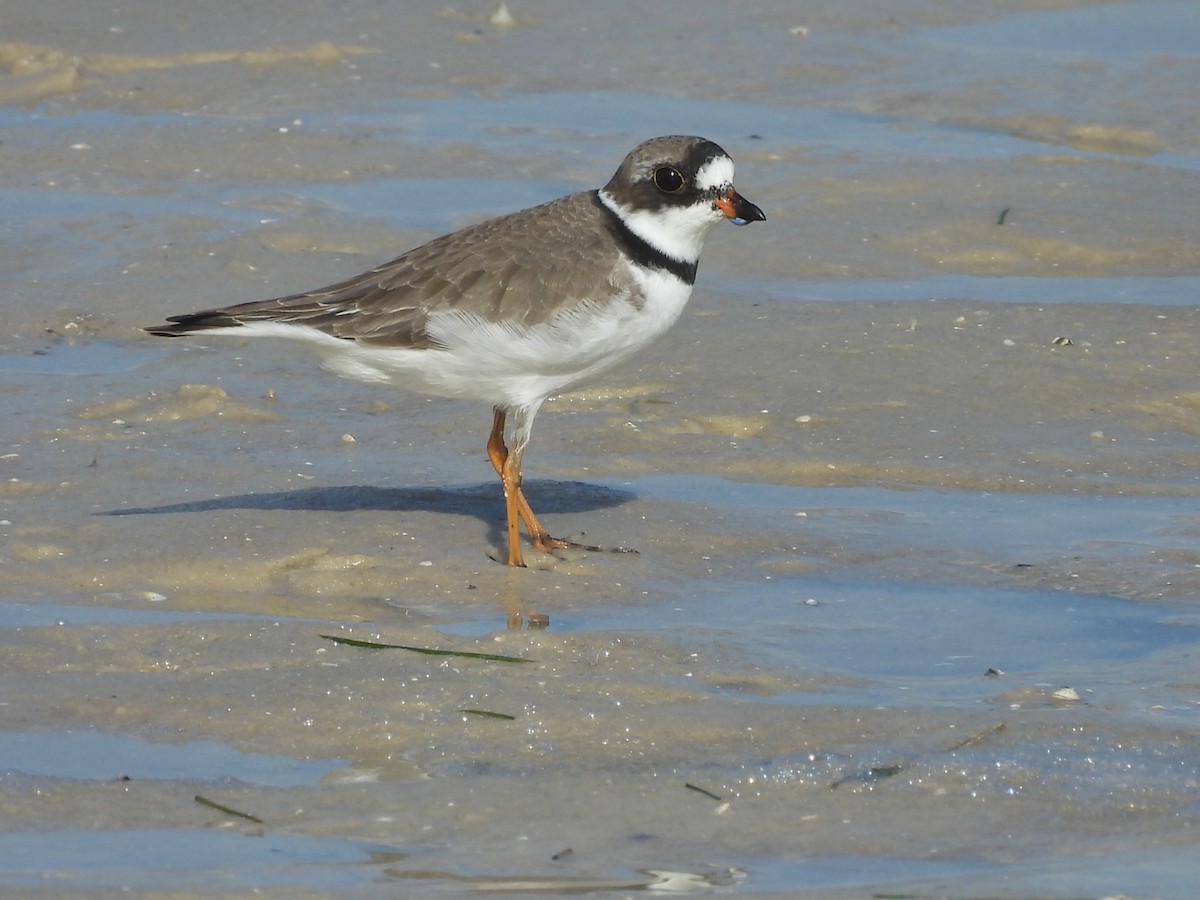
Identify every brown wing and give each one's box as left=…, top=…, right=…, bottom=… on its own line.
left=147, top=190, right=626, bottom=348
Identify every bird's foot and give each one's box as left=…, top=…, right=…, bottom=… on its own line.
left=490, top=533, right=639, bottom=567
left=530, top=533, right=639, bottom=558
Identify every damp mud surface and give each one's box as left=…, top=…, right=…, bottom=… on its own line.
left=2, top=1, right=1199, bottom=896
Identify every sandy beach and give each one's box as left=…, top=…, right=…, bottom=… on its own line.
left=2, top=1, right=1199, bottom=895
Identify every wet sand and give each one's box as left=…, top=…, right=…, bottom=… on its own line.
left=2, top=0, right=1200, bottom=896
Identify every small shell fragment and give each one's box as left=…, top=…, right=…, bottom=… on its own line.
left=490, top=2, right=515, bottom=27
left=1051, top=686, right=1081, bottom=702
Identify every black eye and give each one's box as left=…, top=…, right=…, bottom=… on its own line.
left=652, top=166, right=685, bottom=193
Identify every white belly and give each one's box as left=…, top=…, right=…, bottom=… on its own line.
left=234, top=268, right=694, bottom=409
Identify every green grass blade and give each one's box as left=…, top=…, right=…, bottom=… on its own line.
left=319, top=633, right=531, bottom=663
left=459, top=709, right=517, bottom=720
left=194, top=794, right=264, bottom=824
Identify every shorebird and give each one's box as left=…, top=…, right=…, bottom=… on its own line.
left=146, top=135, right=765, bottom=566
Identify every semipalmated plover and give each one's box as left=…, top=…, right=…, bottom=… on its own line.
left=147, top=135, right=765, bottom=566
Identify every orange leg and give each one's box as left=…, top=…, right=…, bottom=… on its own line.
left=486, top=407, right=602, bottom=566
left=486, top=408, right=524, bottom=566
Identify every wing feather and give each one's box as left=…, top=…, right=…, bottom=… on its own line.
left=147, top=191, right=625, bottom=349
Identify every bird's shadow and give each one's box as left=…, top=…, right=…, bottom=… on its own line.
left=99, top=479, right=636, bottom=551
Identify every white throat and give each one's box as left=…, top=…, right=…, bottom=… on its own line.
left=599, top=190, right=722, bottom=264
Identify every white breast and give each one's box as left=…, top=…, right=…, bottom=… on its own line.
left=413, top=262, right=694, bottom=407
left=221, top=262, right=694, bottom=410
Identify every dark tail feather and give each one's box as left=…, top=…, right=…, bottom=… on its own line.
left=144, top=312, right=245, bottom=337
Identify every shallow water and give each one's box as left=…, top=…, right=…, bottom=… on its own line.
left=2, top=1, right=1199, bottom=896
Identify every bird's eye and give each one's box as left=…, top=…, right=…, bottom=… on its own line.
left=652, top=167, right=686, bottom=193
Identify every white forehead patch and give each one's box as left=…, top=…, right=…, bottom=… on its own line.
left=695, top=155, right=734, bottom=191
